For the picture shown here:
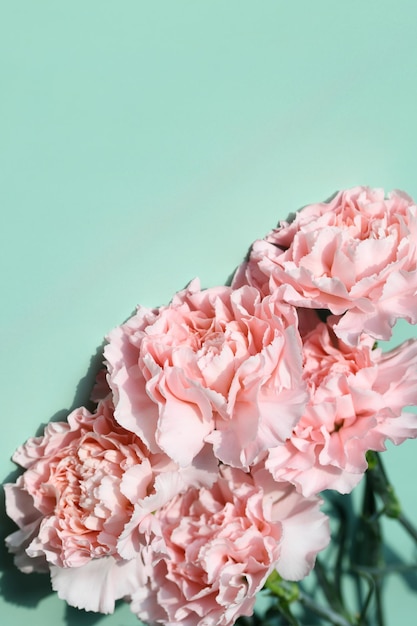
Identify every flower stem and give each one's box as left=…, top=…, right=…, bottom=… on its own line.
left=398, top=512, right=417, bottom=543
left=374, top=579, right=386, bottom=626
left=314, top=557, right=347, bottom=616
left=298, top=590, right=354, bottom=626
left=368, top=452, right=417, bottom=542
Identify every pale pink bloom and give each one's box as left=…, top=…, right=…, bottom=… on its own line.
left=130, top=466, right=329, bottom=626
left=4, top=397, right=217, bottom=613
left=267, top=323, right=417, bottom=496
left=233, top=187, right=417, bottom=345
left=118, top=443, right=219, bottom=560
left=5, top=398, right=144, bottom=570
left=105, top=279, right=307, bottom=470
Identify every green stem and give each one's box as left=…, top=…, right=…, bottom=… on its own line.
left=314, top=557, right=347, bottom=616
left=298, top=590, right=354, bottom=626
left=356, top=578, right=375, bottom=624
left=368, top=453, right=417, bottom=546
left=398, top=512, right=417, bottom=543
left=374, top=579, right=385, bottom=626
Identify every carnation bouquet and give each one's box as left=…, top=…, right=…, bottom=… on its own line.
left=4, top=186, right=417, bottom=625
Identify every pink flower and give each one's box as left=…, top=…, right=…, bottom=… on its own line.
left=130, top=466, right=329, bottom=626
left=267, top=323, right=417, bottom=496
left=105, top=279, right=307, bottom=470
left=5, top=398, right=142, bottom=570
left=5, top=397, right=217, bottom=612
left=234, top=187, right=417, bottom=345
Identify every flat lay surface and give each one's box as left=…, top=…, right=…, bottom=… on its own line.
left=2, top=2, right=417, bottom=624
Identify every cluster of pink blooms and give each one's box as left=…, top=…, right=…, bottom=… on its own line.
left=5, top=186, right=417, bottom=625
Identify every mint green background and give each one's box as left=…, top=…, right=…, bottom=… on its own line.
left=1, top=1, right=417, bottom=624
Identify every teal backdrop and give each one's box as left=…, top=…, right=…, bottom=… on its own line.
left=1, top=1, right=417, bottom=624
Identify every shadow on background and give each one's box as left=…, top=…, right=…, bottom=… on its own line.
left=383, top=543, right=417, bottom=592
left=0, top=478, right=51, bottom=608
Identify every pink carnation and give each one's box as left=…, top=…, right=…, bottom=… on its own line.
left=267, top=323, right=417, bottom=496
left=234, top=187, right=417, bottom=344
left=130, top=466, right=329, bottom=626
left=5, top=399, right=136, bottom=570
left=4, top=397, right=217, bottom=612
left=105, top=279, right=307, bottom=470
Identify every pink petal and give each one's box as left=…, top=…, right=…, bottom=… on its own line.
left=51, top=555, right=148, bottom=613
